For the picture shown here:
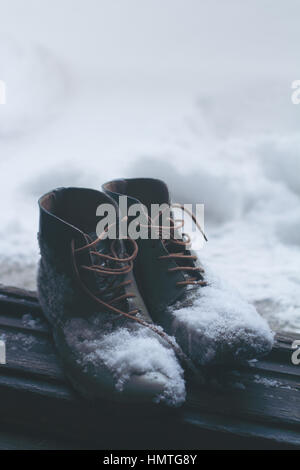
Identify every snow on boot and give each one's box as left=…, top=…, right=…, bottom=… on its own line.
left=103, top=178, right=274, bottom=367
left=37, top=187, right=185, bottom=405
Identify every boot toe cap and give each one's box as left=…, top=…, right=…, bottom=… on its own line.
left=121, top=371, right=184, bottom=406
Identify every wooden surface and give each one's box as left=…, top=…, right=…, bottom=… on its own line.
left=0, top=284, right=299, bottom=450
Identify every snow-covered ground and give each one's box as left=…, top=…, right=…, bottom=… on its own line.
left=0, top=1, right=300, bottom=332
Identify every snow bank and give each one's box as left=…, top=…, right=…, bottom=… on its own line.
left=0, top=36, right=67, bottom=288
left=128, top=99, right=300, bottom=333
left=0, top=36, right=66, bottom=137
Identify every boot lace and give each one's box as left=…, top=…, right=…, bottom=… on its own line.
left=148, top=204, right=208, bottom=287
left=71, top=229, right=140, bottom=320
left=70, top=228, right=187, bottom=354
left=70, top=222, right=206, bottom=379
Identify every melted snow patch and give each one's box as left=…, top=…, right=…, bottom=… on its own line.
left=253, top=374, right=298, bottom=391
left=22, top=313, right=43, bottom=329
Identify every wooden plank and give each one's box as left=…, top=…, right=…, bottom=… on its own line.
left=246, top=359, right=300, bottom=378
left=188, top=373, right=300, bottom=428
left=0, top=315, right=49, bottom=335
left=0, top=284, right=299, bottom=449
left=0, top=296, right=42, bottom=316
left=0, top=284, right=38, bottom=301
left=0, top=327, right=56, bottom=357
left=183, top=410, right=300, bottom=449
left=0, top=425, right=90, bottom=450
left=0, top=352, right=64, bottom=382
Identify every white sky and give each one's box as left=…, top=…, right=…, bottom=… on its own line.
left=1, top=0, right=300, bottom=78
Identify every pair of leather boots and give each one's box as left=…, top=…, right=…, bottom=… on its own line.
left=38, top=178, right=274, bottom=406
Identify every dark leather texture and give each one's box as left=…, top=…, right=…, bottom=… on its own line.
left=38, top=186, right=152, bottom=322
left=103, top=179, right=187, bottom=320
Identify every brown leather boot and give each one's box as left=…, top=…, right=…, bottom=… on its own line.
left=38, top=187, right=185, bottom=405
left=103, top=178, right=274, bottom=367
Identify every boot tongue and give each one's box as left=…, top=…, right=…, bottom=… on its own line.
left=87, top=232, right=127, bottom=307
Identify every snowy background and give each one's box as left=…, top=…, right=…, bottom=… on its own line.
left=0, top=0, right=300, bottom=332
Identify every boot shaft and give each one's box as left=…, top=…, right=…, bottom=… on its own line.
left=102, top=178, right=187, bottom=317
left=38, top=186, right=152, bottom=323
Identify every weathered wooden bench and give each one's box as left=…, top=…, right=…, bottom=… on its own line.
left=0, top=284, right=299, bottom=450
